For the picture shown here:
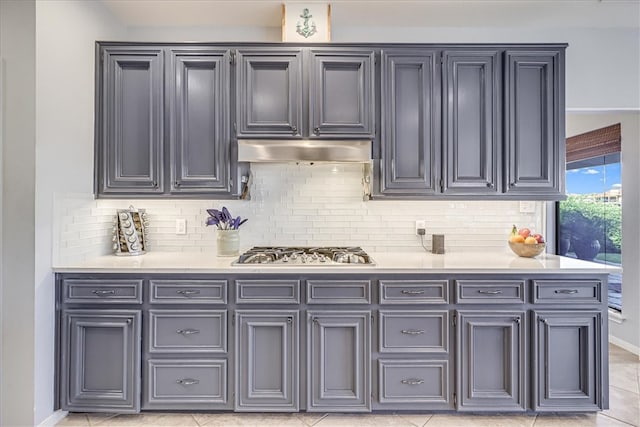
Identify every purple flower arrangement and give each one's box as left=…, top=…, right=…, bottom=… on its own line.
left=206, top=207, right=247, bottom=230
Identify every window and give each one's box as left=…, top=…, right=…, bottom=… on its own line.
left=557, top=124, right=622, bottom=311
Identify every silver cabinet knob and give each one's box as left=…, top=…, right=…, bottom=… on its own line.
left=291, top=125, right=298, bottom=134
left=313, top=127, right=320, bottom=135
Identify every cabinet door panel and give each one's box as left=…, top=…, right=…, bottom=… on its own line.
left=101, top=49, right=163, bottom=194
left=378, top=359, right=450, bottom=407
left=170, top=49, right=230, bottom=193
left=61, top=310, right=141, bottom=413
left=380, top=50, right=440, bottom=195
left=505, top=50, right=564, bottom=195
left=236, top=311, right=298, bottom=411
left=443, top=51, right=500, bottom=194
left=534, top=311, right=601, bottom=411
left=307, top=311, right=371, bottom=411
left=458, top=312, right=525, bottom=411
left=309, top=50, right=375, bottom=137
left=237, top=50, right=303, bottom=136
left=144, top=359, right=227, bottom=409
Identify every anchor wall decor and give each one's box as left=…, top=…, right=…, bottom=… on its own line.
left=282, top=3, right=331, bottom=42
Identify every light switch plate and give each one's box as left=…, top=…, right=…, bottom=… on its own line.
left=519, top=201, right=536, bottom=213
left=175, top=218, right=187, bottom=235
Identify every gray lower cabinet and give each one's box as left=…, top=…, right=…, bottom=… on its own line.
left=504, top=50, right=564, bottom=196
left=533, top=310, right=602, bottom=411
left=378, top=359, right=450, bottom=408
left=442, top=50, right=500, bottom=195
left=60, top=310, right=141, bottom=413
left=308, top=49, right=376, bottom=138
left=307, top=310, right=371, bottom=412
left=57, top=273, right=607, bottom=414
left=235, top=310, right=299, bottom=411
left=169, top=49, right=231, bottom=194
left=457, top=311, right=526, bottom=411
left=99, top=48, right=164, bottom=194
left=145, top=359, right=227, bottom=409
left=236, top=49, right=303, bottom=137
left=380, top=49, right=440, bottom=195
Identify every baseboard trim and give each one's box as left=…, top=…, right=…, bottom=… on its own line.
left=37, top=409, right=68, bottom=427
left=609, top=334, right=640, bottom=358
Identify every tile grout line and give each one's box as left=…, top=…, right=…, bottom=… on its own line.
left=600, top=412, right=638, bottom=427
left=308, top=412, right=330, bottom=426
left=191, top=414, right=202, bottom=427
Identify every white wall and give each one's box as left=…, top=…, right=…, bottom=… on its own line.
left=34, top=1, right=125, bottom=424
left=566, top=111, right=640, bottom=352
left=0, top=1, right=36, bottom=426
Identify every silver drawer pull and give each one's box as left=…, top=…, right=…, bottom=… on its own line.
left=92, top=289, right=116, bottom=296
left=477, top=290, right=502, bottom=295
left=176, top=378, right=199, bottom=386
left=401, top=290, right=425, bottom=295
left=401, top=329, right=425, bottom=335
left=401, top=379, right=424, bottom=385
left=554, top=289, right=578, bottom=294
left=176, top=329, right=200, bottom=335
left=177, top=289, right=201, bottom=296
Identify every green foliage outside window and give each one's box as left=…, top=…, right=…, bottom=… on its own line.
left=559, top=195, right=622, bottom=254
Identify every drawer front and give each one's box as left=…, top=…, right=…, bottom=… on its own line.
left=533, top=280, right=601, bottom=304
left=235, top=280, right=300, bottom=304
left=62, top=279, right=143, bottom=304
left=378, top=359, right=449, bottom=404
left=150, top=280, right=227, bottom=304
left=379, top=311, right=448, bottom=353
left=145, top=359, right=227, bottom=406
left=306, top=280, right=371, bottom=304
left=379, top=280, right=448, bottom=304
left=455, top=280, right=525, bottom=304
left=148, top=310, right=227, bottom=353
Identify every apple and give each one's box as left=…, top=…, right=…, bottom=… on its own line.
left=518, top=228, right=531, bottom=238
left=533, top=233, right=545, bottom=244
left=524, top=236, right=538, bottom=245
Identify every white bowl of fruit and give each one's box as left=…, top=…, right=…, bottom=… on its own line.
left=508, top=225, right=546, bottom=258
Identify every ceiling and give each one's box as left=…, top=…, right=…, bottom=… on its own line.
left=100, top=0, right=640, bottom=28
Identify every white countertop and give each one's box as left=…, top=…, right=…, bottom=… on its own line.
left=53, top=251, right=621, bottom=275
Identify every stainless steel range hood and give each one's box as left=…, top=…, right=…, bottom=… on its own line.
left=238, top=139, right=371, bottom=163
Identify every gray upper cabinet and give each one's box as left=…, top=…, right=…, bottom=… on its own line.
left=235, top=311, right=299, bottom=412
left=457, top=312, right=526, bottom=411
left=236, top=49, right=303, bottom=137
left=309, top=49, right=376, bottom=138
left=533, top=310, right=601, bottom=411
left=377, top=45, right=565, bottom=199
left=307, top=310, right=371, bottom=412
left=443, top=50, right=500, bottom=195
left=504, top=50, right=564, bottom=196
left=100, top=48, right=164, bottom=194
left=169, top=49, right=231, bottom=194
left=60, top=310, right=141, bottom=413
left=380, top=49, right=440, bottom=195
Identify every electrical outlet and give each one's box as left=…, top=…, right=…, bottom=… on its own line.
left=415, top=220, right=426, bottom=236
left=175, top=218, right=187, bottom=235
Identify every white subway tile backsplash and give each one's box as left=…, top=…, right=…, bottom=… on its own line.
left=54, top=164, right=545, bottom=264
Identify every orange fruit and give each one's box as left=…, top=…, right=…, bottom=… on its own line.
left=524, top=236, right=538, bottom=244
left=510, top=235, right=525, bottom=243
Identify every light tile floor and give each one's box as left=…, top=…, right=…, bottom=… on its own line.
left=57, top=344, right=640, bottom=427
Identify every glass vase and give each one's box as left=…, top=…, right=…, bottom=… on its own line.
left=216, top=229, right=240, bottom=257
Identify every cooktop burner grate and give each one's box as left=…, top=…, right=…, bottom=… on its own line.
left=233, top=246, right=373, bottom=265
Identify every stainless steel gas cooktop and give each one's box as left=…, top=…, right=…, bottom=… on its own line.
left=233, top=247, right=374, bottom=266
